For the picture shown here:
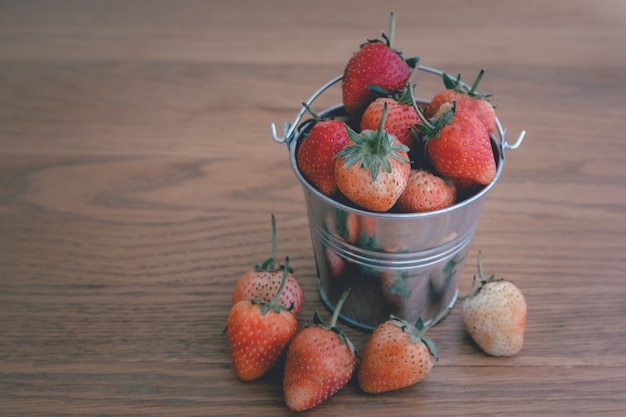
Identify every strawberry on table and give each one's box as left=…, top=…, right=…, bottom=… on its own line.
left=232, top=214, right=304, bottom=316
left=227, top=257, right=299, bottom=381
left=334, top=103, right=411, bottom=212
left=461, top=251, right=527, bottom=357
left=425, top=69, right=497, bottom=134
left=416, top=101, right=496, bottom=186
left=283, top=291, right=356, bottom=412
left=342, top=12, right=419, bottom=120
left=396, top=169, right=457, bottom=213
left=357, top=307, right=450, bottom=394
left=296, top=104, right=351, bottom=196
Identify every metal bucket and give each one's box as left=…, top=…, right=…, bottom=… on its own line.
left=272, top=66, right=525, bottom=331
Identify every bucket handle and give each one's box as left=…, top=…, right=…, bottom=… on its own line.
left=501, top=128, right=526, bottom=151
left=270, top=74, right=342, bottom=146
left=270, top=66, right=525, bottom=151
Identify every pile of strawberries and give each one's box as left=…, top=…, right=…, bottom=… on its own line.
left=297, top=12, right=498, bottom=213
left=225, top=13, right=526, bottom=413
left=225, top=215, right=527, bottom=411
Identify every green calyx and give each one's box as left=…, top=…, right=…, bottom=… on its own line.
left=335, top=102, right=410, bottom=182
left=409, top=85, right=456, bottom=141
left=389, top=306, right=451, bottom=360
left=368, top=82, right=416, bottom=107
left=443, top=68, right=492, bottom=101
left=309, top=290, right=356, bottom=356
left=259, top=256, right=294, bottom=315
left=463, top=250, right=503, bottom=299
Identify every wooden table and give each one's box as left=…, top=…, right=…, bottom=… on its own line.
left=1, top=1, right=625, bottom=415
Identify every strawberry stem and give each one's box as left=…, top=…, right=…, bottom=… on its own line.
left=416, top=305, right=451, bottom=338
left=302, top=102, right=321, bottom=122
left=374, top=11, right=418, bottom=68
left=387, top=11, right=396, bottom=49
left=476, top=250, right=485, bottom=282
left=474, top=249, right=497, bottom=286
left=374, top=103, right=389, bottom=156
left=459, top=251, right=500, bottom=300
left=263, top=256, right=291, bottom=315
left=270, top=214, right=277, bottom=269
left=410, top=87, right=434, bottom=131
left=468, top=68, right=486, bottom=96
left=330, top=289, right=350, bottom=329
left=255, top=214, right=277, bottom=272
left=443, top=69, right=492, bottom=101
left=408, top=84, right=456, bottom=140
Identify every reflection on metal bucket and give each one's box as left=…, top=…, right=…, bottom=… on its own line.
left=272, top=66, right=525, bottom=332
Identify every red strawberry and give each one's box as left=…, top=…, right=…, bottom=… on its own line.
left=232, top=214, right=304, bottom=316
left=342, top=12, right=419, bottom=120
left=425, top=69, right=497, bottom=133
left=397, top=169, right=457, bottom=213
left=283, top=291, right=356, bottom=411
left=296, top=104, right=351, bottom=196
left=461, top=251, right=527, bottom=357
left=227, top=257, right=299, bottom=381
left=360, top=86, right=422, bottom=150
left=334, top=103, right=411, bottom=212
left=417, top=102, right=496, bottom=185
left=357, top=308, right=450, bottom=394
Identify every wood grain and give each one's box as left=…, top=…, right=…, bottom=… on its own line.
left=1, top=0, right=625, bottom=415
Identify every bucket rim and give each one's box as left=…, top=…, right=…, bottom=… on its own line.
left=288, top=103, right=505, bottom=220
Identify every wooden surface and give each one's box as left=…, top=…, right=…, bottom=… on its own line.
left=1, top=1, right=625, bottom=415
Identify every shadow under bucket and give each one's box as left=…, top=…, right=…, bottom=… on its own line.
left=272, top=66, right=525, bottom=332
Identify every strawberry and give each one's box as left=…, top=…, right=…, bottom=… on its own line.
left=342, top=12, right=419, bottom=120
left=357, top=307, right=450, bottom=394
left=461, top=251, right=527, bottom=357
left=232, top=214, right=304, bottom=316
left=397, top=169, right=457, bottom=213
left=416, top=102, right=496, bottom=186
left=296, top=104, right=351, bottom=196
left=227, top=257, right=299, bottom=381
left=360, top=84, right=423, bottom=150
left=283, top=291, right=356, bottom=412
left=334, top=103, right=411, bottom=212
left=425, top=69, right=497, bottom=133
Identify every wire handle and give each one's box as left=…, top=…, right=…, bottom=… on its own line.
left=269, top=66, right=525, bottom=152
left=270, top=75, right=342, bottom=145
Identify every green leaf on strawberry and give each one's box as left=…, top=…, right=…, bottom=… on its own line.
left=336, top=103, right=410, bottom=182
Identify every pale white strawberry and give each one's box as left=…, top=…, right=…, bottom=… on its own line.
left=461, top=251, right=527, bottom=356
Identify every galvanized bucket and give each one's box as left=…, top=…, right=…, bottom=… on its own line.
left=271, top=65, right=525, bottom=331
